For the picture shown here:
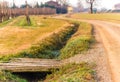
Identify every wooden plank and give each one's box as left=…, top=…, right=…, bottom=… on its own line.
left=0, top=58, right=61, bottom=72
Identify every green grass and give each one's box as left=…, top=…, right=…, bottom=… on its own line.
left=12, top=16, right=62, bottom=28
left=71, top=13, right=120, bottom=23
left=13, top=16, right=37, bottom=27
left=0, top=70, right=27, bottom=82
left=45, top=63, right=95, bottom=82
left=59, top=22, right=94, bottom=59
left=0, top=18, right=14, bottom=27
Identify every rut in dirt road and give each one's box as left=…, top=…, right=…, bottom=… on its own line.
left=78, top=20, right=120, bottom=82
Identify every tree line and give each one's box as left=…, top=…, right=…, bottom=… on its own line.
left=0, top=1, right=57, bottom=23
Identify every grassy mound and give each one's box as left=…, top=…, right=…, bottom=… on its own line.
left=0, top=71, right=27, bottom=82
left=45, top=63, right=95, bottom=82
left=60, top=22, right=94, bottom=59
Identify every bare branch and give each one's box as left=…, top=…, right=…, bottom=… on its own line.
left=86, top=0, right=95, bottom=3
left=86, top=0, right=96, bottom=14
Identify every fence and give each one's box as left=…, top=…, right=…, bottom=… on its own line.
left=0, top=7, right=56, bottom=22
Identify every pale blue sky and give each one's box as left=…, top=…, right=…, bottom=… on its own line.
left=2, top=0, right=120, bottom=9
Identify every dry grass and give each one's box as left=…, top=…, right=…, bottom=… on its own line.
left=71, top=13, right=120, bottom=23
left=0, top=16, right=69, bottom=55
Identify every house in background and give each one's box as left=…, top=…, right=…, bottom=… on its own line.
left=45, top=0, right=60, bottom=8
left=67, top=6, right=73, bottom=13
left=45, top=0, right=68, bottom=14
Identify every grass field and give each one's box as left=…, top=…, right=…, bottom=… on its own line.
left=0, top=16, right=69, bottom=55
left=71, top=13, right=120, bottom=23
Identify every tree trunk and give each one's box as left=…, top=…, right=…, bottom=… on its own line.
left=26, top=15, right=31, bottom=25
left=90, top=3, right=93, bottom=14
left=26, top=1, right=31, bottom=25
left=0, top=13, right=2, bottom=23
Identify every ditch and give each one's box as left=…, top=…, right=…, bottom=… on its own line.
left=12, top=72, right=52, bottom=82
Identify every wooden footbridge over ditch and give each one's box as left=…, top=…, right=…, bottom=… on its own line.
left=0, top=58, right=63, bottom=72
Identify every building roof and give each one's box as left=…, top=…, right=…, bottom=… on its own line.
left=46, top=1, right=61, bottom=8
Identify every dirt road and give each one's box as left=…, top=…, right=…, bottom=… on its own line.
left=78, top=19, right=120, bottom=82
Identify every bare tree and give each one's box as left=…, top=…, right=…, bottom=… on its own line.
left=77, top=0, right=84, bottom=12
left=56, top=0, right=69, bottom=6
left=86, top=0, right=95, bottom=13
left=56, top=0, right=69, bottom=13
left=0, top=3, right=2, bottom=22
left=0, top=1, right=9, bottom=22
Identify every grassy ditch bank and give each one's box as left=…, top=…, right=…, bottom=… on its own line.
left=21, top=23, right=78, bottom=58
left=44, top=22, right=95, bottom=82
left=59, top=22, right=94, bottom=59
left=0, top=22, right=79, bottom=62
left=45, top=63, right=96, bottom=82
